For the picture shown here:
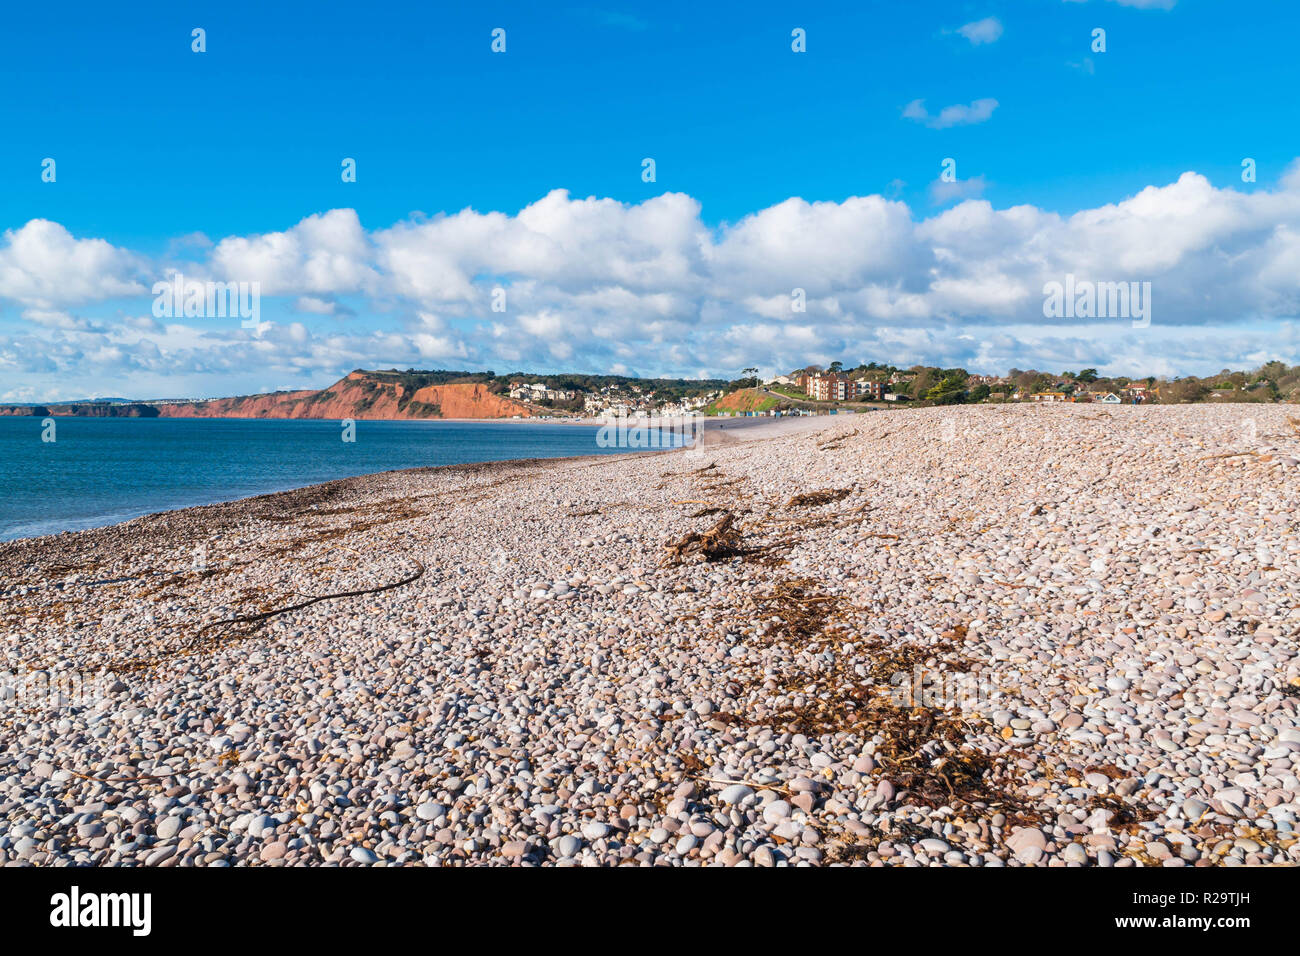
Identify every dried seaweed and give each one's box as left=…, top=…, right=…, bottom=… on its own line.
left=736, top=578, right=1003, bottom=808
left=785, top=488, right=852, bottom=509
left=662, top=513, right=745, bottom=565
left=817, top=429, right=859, bottom=451
left=689, top=506, right=725, bottom=518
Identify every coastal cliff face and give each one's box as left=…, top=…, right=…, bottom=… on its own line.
left=0, top=372, right=536, bottom=421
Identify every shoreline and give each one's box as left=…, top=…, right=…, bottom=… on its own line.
left=0, top=414, right=840, bottom=547
left=3, top=404, right=1296, bottom=867
left=6, top=411, right=854, bottom=425
left=0, top=451, right=627, bottom=558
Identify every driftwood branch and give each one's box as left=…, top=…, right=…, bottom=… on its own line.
left=196, top=559, right=426, bottom=640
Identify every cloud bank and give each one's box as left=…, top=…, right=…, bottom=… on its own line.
left=2, top=165, right=1300, bottom=399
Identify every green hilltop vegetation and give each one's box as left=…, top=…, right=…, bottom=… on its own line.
left=787, top=360, right=1300, bottom=405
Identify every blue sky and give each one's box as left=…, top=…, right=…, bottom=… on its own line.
left=2, top=0, right=1299, bottom=399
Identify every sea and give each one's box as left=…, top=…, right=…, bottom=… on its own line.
left=0, top=416, right=662, bottom=541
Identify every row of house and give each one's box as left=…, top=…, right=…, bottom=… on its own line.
left=1029, top=389, right=1140, bottom=404
left=508, top=382, right=577, bottom=403
left=776, top=366, right=1158, bottom=405
left=1030, top=391, right=1118, bottom=403
left=579, top=383, right=722, bottom=417
left=657, top=393, right=719, bottom=416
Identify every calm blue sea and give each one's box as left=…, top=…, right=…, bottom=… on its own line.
left=0, top=416, right=644, bottom=541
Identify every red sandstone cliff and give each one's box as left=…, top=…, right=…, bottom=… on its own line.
left=1, top=372, right=536, bottom=421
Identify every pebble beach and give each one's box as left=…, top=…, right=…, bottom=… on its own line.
left=2, top=403, right=1298, bottom=867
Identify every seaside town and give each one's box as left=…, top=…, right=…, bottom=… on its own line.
left=480, top=360, right=1300, bottom=419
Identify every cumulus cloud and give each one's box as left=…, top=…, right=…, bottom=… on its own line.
left=903, top=98, right=999, bottom=129
left=0, top=220, right=145, bottom=308
left=373, top=190, right=709, bottom=307
left=209, top=208, right=377, bottom=295
left=711, top=195, right=921, bottom=295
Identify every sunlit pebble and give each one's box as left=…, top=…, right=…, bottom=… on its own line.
left=1, top=406, right=1298, bottom=867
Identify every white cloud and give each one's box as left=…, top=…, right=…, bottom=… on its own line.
left=957, top=17, right=1003, bottom=45
left=210, top=208, right=376, bottom=295
left=903, top=98, right=999, bottom=129
left=373, top=189, right=709, bottom=307
left=0, top=220, right=145, bottom=308
left=711, top=195, right=919, bottom=294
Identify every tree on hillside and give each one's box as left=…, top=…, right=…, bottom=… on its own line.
left=925, top=374, right=969, bottom=405
left=1008, top=369, right=1043, bottom=394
